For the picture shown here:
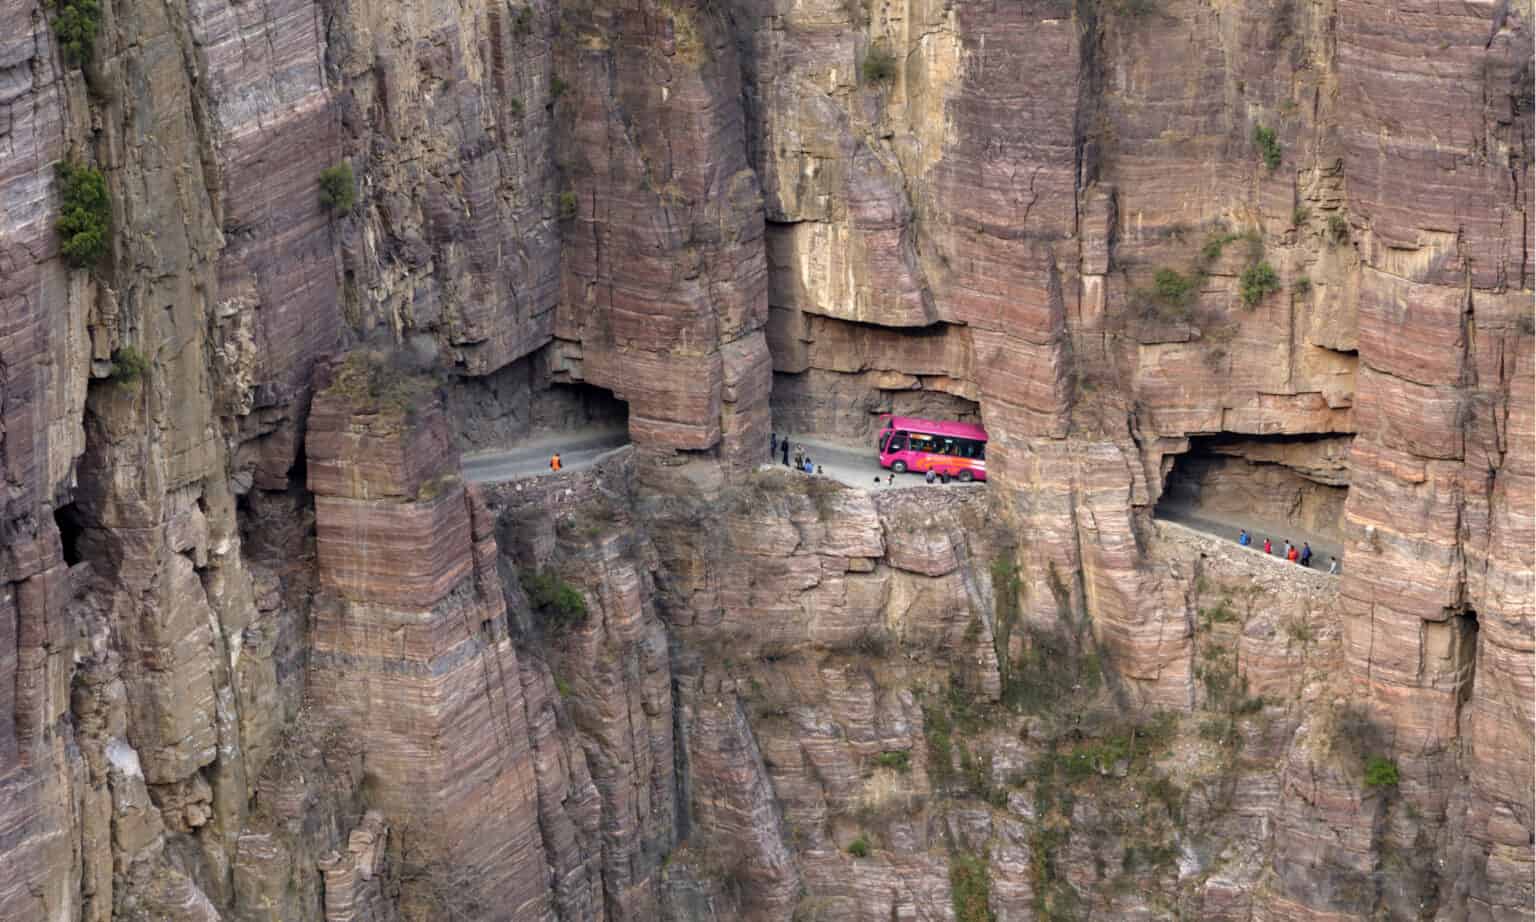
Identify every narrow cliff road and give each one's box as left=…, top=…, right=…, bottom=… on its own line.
left=1155, top=503, right=1346, bottom=575
left=461, top=427, right=630, bottom=483
left=767, top=436, right=983, bottom=492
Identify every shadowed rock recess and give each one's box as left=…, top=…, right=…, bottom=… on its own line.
left=0, top=0, right=1530, bottom=919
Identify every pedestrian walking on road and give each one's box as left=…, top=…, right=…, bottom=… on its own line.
left=771, top=432, right=778, bottom=455
left=1263, top=537, right=1272, bottom=555
left=550, top=453, right=562, bottom=472
left=803, top=457, right=814, bottom=474
left=1286, top=542, right=1299, bottom=564
left=1300, top=543, right=1312, bottom=567
left=1328, top=557, right=1339, bottom=575
left=816, top=464, right=824, bottom=476
left=887, top=473, right=895, bottom=487
left=1238, top=529, right=1250, bottom=547
left=781, top=439, right=790, bottom=467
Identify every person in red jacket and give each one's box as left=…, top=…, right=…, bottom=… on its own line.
left=1263, top=537, right=1273, bottom=555
left=1286, top=543, right=1299, bottom=563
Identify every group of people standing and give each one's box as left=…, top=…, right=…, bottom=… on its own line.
left=1238, top=530, right=1339, bottom=574
left=772, top=433, right=822, bottom=476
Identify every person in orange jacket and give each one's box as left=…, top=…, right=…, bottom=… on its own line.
left=550, top=453, right=562, bottom=472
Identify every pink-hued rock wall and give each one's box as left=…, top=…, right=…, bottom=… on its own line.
left=0, top=0, right=1529, bottom=919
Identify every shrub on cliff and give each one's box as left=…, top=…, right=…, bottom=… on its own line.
left=520, top=568, right=588, bottom=631
left=949, top=851, right=995, bottom=922
left=50, top=0, right=101, bottom=65
left=56, top=160, right=110, bottom=268
left=1239, top=261, right=1280, bottom=307
left=1364, top=756, right=1400, bottom=788
left=862, top=45, right=897, bottom=83
left=846, top=835, right=871, bottom=858
left=319, top=163, right=356, bottom=215
left=1153, top=268, right=1197, bottom=304
left=1253, top=123, right=1282, bottom=170
left=108, top=346, right=149, bottom=385
left=558, top=191, right=578, bottom=220
left=1328, top=212, right=1350, bottom=243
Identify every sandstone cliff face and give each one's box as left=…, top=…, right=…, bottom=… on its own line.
left=0, top=0, right=1531, bottom=920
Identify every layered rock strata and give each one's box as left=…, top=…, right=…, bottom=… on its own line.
left=304, top=356, right=551, bottom=921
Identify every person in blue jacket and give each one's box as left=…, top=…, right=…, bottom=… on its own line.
left=1238, top=529, right=1251, bottom=547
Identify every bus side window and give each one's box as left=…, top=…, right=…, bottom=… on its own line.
left=891, top=432, right=908, bottom=451
left=976, top=443, right=986, bottom=461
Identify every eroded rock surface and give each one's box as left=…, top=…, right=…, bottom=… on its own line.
left=0, top=0, right=1529, bottom=920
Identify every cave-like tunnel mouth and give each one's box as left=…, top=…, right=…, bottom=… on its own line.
left=537, top=380, right=629, bottom=442
left=1154, top=432, right=1353, bottom=568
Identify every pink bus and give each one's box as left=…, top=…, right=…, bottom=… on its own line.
left=877, top=415, right=989, bottom=482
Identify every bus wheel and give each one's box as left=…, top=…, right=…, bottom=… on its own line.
left=958, top=470, right=974, bottom=483
left=891, top=461, right=907, bottom=474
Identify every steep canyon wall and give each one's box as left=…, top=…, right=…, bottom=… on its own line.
left=0, top=0, right=1531, bottom=919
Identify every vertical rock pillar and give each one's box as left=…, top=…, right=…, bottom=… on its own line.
left=305, top=353, right=552, bottom=921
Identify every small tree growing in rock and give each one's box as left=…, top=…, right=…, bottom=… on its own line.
left=50, top=0, right=102, bottom=65
left=56, top=159, right=110, bottom=268
left=319, top=162, right=356, bottom=215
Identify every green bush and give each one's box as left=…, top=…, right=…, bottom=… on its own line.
left=1293, top=275, right=1312, bottom=296
left=108, top=346, right=149, bottom=384
left=1364, top=755, right=1400, bottom=788
left=319, top=163, right=356, bottom=214
left=50, top=0, right=101, bottom=65
left=949, top=851, right=995, bottom=922
left=1198, top=232, right=1241, bottom=267
left=1328, top=213, right=1349, bottom=242
left=1239, top=261, right=1280, bottom=307
left=1292, top=205, right=1311, bottom=226
left=551, top=76, right=569, bottom=99
left=862, top=45, right=897, bottom=83
left=874, top=750, right=910, bottom=772
left=846, top=835, right=871, bottom=858
left=509, top=97, right=525, bottom=118
left=1252, top=124, right=1282, bottom=171
left=1153, top=268, right=1197, bottom=304
left=56, top=160, right=110, bottom=268
left=519, top=568, right=588, bottom=631
left=558, top=191, right=579, bottom=220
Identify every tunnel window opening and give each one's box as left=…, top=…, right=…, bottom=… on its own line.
left=770, top=369, right=982, bottom=443
left=1154, top=433, right=1353, bottom=551
left=54, top=503, right=85, bottom=566
left=1454, top=609, right=1479, bottom=704
left=532, top=380, right=629, bottom=435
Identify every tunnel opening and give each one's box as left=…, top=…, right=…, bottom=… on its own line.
left=532, top=380, right=629, bottom=435
left=1154, top=433, right=1352, bottom=552
left=446, top=352, right=631, bottom=454
left=54, top=503, right=85, bottom=566
left=770, top=369, right=982, bottom=443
